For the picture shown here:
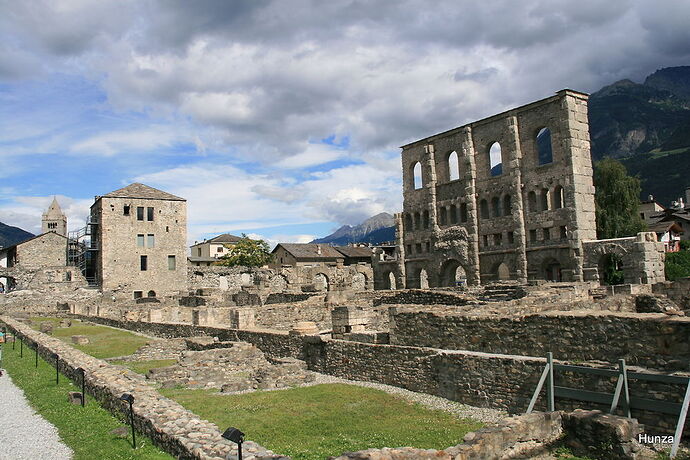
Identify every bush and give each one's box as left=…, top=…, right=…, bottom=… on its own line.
left=665, top=249, right=690, bottom=281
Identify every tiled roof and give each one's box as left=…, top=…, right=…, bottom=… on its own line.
left=335, top=246, right=373, bottom=258
left=208, top=234, right=243, bottom=243
left=101, top=183, right=185, bottom=201
left=273, top=243, right=344, bottom=259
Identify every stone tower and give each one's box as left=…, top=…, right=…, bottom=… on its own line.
left=42, top=197, right=67, bottom=236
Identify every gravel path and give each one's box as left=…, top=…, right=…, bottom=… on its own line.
left=0, top=369, right=73, bottom=460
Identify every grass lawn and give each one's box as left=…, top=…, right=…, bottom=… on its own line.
left=162, top=383, right=483, bottom=460
left=30, top=317, right=150, bottom=359
left=110, top=359, right=178, bottom=375
left=0, top=340, right=172, bottom=460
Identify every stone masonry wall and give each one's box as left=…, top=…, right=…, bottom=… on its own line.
left=0, top=316, right=284, bottom=460
left=390, top=310, right=690, bottom=371
left=14, top=232, right=67, bottom=269
left=68, top=315, right=686, bottom=436
left=653, top=277, right=690, bottom=313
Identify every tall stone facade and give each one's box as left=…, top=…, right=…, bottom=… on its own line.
left=391, top=90, right=596, bottom=287
left=42, top=197, right=67, bottom=236
left=90, top=183, right=187, bottom=299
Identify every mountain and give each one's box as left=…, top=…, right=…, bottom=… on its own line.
left=311, top=213, right=395, bottom=245
left=588, top=66, right=690, bottom=204
left=0, top=222, right=34, bottom=248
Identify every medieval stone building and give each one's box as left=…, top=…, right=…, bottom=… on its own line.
left=90, top=183, right=187, bottom=299
left=373, top=90, right=665, bottom=289
left=42, top=196, right=67, bottom=236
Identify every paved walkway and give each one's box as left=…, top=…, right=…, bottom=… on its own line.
left=0, top=368, right=73, bottom=460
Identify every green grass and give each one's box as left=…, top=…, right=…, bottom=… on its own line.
left=110, top=359, right=177, bottom=375
left=30, top=317, right=149, bottom=359
left=0, top=341, right=172, bottom=460
left=161, top=383, right=483, bottom=460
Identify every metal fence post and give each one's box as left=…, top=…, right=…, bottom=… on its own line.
left=547, top=352, right=555, bottom=411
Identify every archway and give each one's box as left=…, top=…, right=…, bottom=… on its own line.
left=419, top=268, right=429, bottom=289
left=496, top=262, right=510, bottom=280
left=440, top=259, right=467, bottom=287
left=598, top=253, right=624, bottom=285
left=313, top=273, right=329, bottom=292
left=542, top=258, right=562, bottom=282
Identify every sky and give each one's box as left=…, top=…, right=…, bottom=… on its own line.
left=1, top=0, right=690, bottom=247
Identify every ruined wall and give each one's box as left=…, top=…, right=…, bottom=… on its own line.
left=396, top=90, right=597, bottom=289
left=187, top=264, right=374, bottom=295
left=653, top=277, right=690, bottom=313
left=582, top=233, right=666, bottom=285
left=1, top=317, right=280, bottom=460
left=389, top=310, right=690, bottom=371
left=71, top=315, right=687, bottom=436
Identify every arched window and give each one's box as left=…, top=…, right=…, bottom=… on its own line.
left=553, top=185, right=564, bottom=209
left=488, top=142, right=502, bottom=176
left=405, top=213, right=413, bottom=231
left=491, top=196, right=501, bottom=217
left=448, top=151, right=459, bottom=181
left=147, top=290, right=156, bottom=298
left=412, top=162, right=423, bottom=190
left=480, top=199, right=489, bottom=219
left=460, top=203, right=468, bottom=223
left=536, top=127, right=553, bottom=165
left=503, top=195, right=512, bottom=216
left=414, top=212, right=421, bottom=230
left=528, top=191, right=537, bottom=213
left=423, top=210, right=430, bottom=229
left=439, top=207, right=447, bottom=225
left=540, top=188, right=550, bottom=211
left=450, top=205, right=458, bottom=224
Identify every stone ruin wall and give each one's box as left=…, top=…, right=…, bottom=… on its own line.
left=66, top=314, right=689, bottom=437
left=389, top=309, right=690, bottom=371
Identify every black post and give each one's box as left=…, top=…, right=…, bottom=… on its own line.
left=35, top=345, right=38, bottom=368
left=129, top=399, right=136, bottom=448
left=12, top=331, right=15, bottom=350
left=20, top=337, right=22, bottom=357
left=54, top=353, right=59, bottom=385
left=78, top=368, right=86, bottom=407
left=120, top=394, right=136, bottom=449
left=238, top=439, right=243, bottom=460
left=222, top=427, right=245, bottom=460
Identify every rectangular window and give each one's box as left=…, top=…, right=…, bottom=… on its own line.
left=147, top=234, right=155, bottom=248
left=136, top=234, right=144, bottom=247
left=493, top=233, right=502, bottom=246
left=560, top=226, right=568, bottom=240
left=137, top=206, right=144, bottom=221
left=147, top=207, right=154, bottom=221
left=507, top=231, right=514, bottom=244
left=425, top=241, right=430, bottom=252
left=530, top=229, right=537, bottom=243
left=197, top=247, right=202, bottom=256
left=406, top=244, right=412, bottom=254
left=133, top=291, right=143, bottom=299
left=168, top=255, right=176, bottom=270
left=483, top=235, right=489, bottom=247
left=543, top=228, right=551, bottom=241
left=217, top=246, right=223, bottom=253
left=123, top=205, right=130, bottom=216
left=140, top=255, right=147, bottom=271
left=415, top=243, right=422, bottom=254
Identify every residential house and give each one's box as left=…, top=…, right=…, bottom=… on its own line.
left=270, top=243, right=344, bottom=268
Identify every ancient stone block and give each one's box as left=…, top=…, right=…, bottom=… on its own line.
left=71, top=335, right=89, bottom=345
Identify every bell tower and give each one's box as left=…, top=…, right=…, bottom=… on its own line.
left=42, top=197, right=67, bottom=236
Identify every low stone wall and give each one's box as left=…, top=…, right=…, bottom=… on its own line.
left=653, top=278, right=690, bottom=313
left=332, top=410, right=647, bottom=460
left=0, top=316, right=285, bottom=460
left=65, top=315, right=688, bottom=436
left=390, top=310, right=690, bottom=371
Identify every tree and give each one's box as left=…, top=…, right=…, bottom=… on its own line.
left=216, top=234, right=273, bottom=267
left=594, top=158, right=646, bottom=239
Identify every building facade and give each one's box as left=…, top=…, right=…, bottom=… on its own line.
left=90, top=183, right=187, bottom=299
left=42, top=197, right=67, bottom=236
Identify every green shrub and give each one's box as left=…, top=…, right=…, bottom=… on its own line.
left=666, top=249, right=690, bottom=281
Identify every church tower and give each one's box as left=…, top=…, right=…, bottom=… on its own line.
left=42, top=197, right=67, bottom=236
